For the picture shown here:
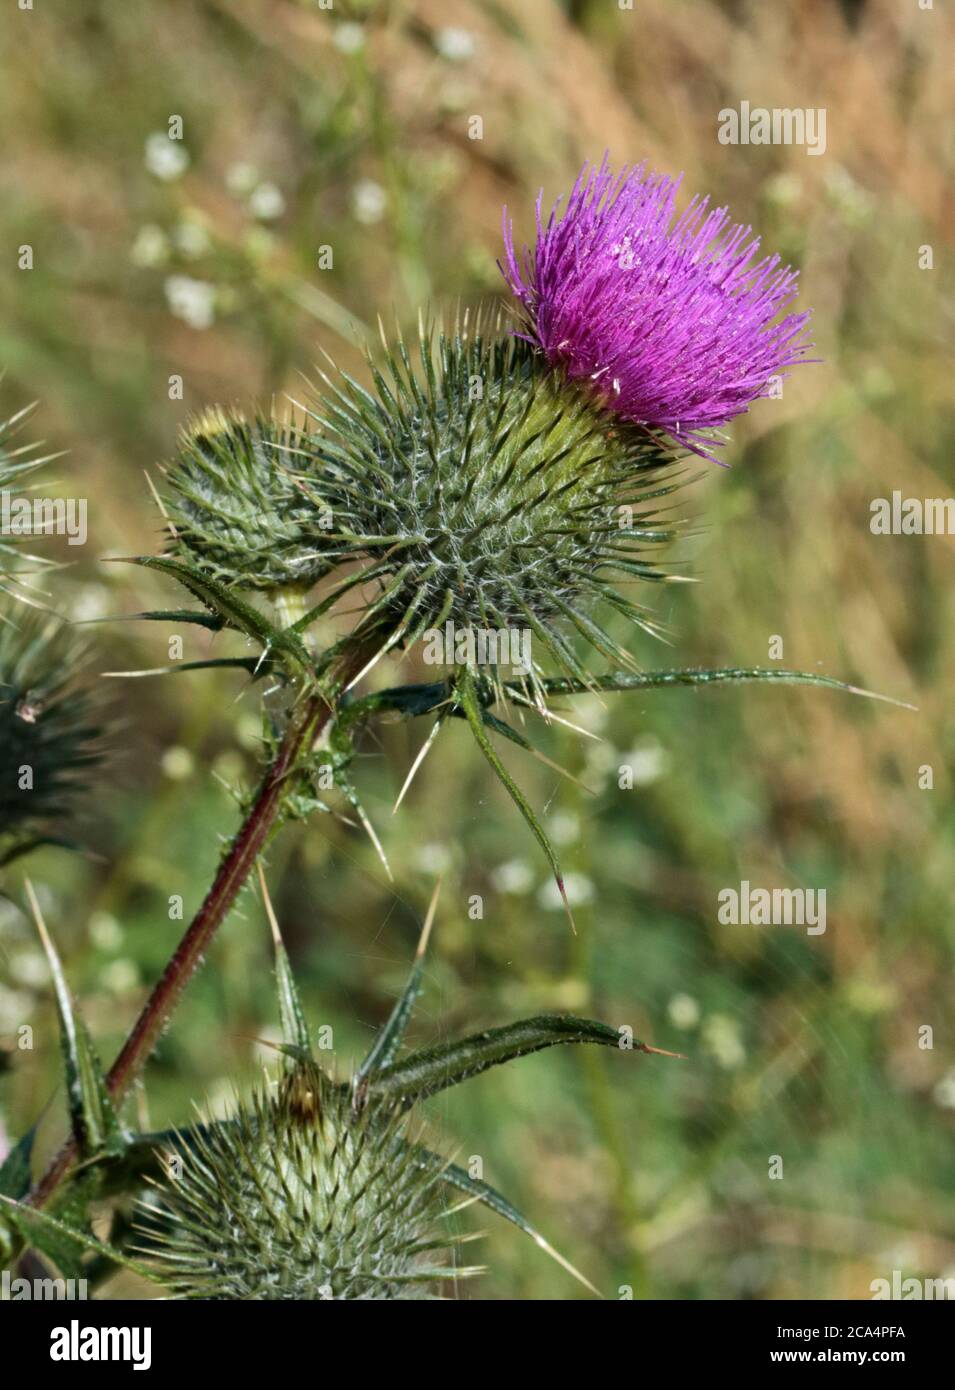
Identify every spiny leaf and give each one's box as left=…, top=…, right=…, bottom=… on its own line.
left=366, top=1014, right=678, bottom=1105
left=102, top=656, right=268, bottom=680
left=355, top=878, right=441, bottom=1085
left=420, top=1149, right=601, bottom=1297
left=112, top=555, right=312, bottom=677
left=455, top=666, right=573, bottom=926
left=0, top=1127, right=37, bottom=1258
left=258, top=862, right=312, bottom=1058
left=520, top=666, right=915, bottom=708
left=0, top=1194, right=161, bottom=1285
left=82, top=608, right=226, bottom=631
left=25, top=879, right=123, bottom=1158
left=0, top=1127, right=35, bottom=1201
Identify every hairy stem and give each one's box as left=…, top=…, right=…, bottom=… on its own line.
left=27, top=648, right=367, bottom=1211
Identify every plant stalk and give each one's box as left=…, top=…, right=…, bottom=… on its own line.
left=27, top=647, right=366, bottom=1211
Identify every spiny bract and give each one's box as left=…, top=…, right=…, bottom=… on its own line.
left=0, top=610, right=102, bottom=858
left=298, top=316, right=686, bottom=674
left=140, top=1062, right=459, bottom=1300
left=162, top=409, right=335, bottom=594
left=158, top=315, right=687, bottom=676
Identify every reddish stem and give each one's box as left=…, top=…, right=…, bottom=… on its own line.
left=27, top=661, right=355, bottom=1210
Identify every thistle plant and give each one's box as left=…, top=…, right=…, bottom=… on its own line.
left=0, top=400, right=60, bottom=598
left=0, top=406, right=102, bottom=867
left=1, top=159, right=902, bottom=1298
left=502, top=157, right=814, bottom=460
left=0, top=612, right=102, bottom=867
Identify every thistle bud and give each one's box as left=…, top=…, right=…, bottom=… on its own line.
left=0, top=610, right=102, bottom=862
left=162, top=411, right=334, bottom=594
left=141, top=1063, right=459, bottom=1300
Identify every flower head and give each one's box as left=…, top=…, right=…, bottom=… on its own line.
left=502, top=158, right=814, bottom=459
left=162, top=409, right=334, bottom=593
left=0, top=609, right=103, bottom=861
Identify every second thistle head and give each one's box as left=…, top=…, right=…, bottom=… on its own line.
left=161, top=409, right=335, bottom=595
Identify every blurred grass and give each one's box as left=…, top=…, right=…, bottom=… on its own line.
left=1, top=0, right=954, bottom=1299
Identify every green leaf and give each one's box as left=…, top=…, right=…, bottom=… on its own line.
left=0, top=1194, right=161, bottom=1285
left=25, top=880, right=123, bottom=1158
left=417, top=1148, right=601, bottom=1296
left=0, top=1128, right=35, bottom=1201
left=113, top=555, right=313, bottom=678
left=517, top=667, right=915, bottom=708
left=258, top=862, right=312, bottom=1058
left=355, top=878, right=441, bottom=1085
left=82, top=608, right=226, bottom=631
left=367, top=1014, right=675, bottom=1105
left=455, top=666, right=573, bottom=924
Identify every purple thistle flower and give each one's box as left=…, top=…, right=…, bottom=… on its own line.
left=502, top=158, right=814, bottom=461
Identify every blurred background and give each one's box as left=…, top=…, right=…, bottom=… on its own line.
left=1, top=0, right=953, bottom=1299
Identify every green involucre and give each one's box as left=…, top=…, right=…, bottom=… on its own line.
left=302, top=322, right=686, bottom=673
left=0, top=609, right=102, bottom=856
left=159, top=320, right=687, bottom=676
left=140, top=1062, right=460, bottom=1300
left=162, top=410, right=336, bottom=594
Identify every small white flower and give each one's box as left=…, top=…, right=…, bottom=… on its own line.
left=173, top=218, right=212, bottom=259
left=352, top=179, right=387, bottom=225
left=621, top=737, right=669, bottom=787
left=249, top=182, right=285, bottom=221
left=415, top=842, right=451, bottom=874
left=102, top=959, right=140, bottom=993
left=69, top=584, right=111, bottom=623
left=933, top=1069, right=955, bottom=1110
left=667, top=993, right=701, bottom=1030
left=164, top=275, right=216, bottom=330
left=161, top=746, right=194, bottom=780
left=548, top=811, right=579, bottom=846
left=145, top=133, right=189, bottom=182
left=89, top=912, right=124, bottom=951
left=226, top=161, right=259, bottom=196
left=492, top=859, right=534, bottom=895
left=9, top=949, right=49, bottom=988
left=584, top=741, right=619, bottom=780
left=435, top=27, right=476, bottom=62
left=0, top=985, right=33, bottom=1034
left=702, top=1014, right=746, bottom=1070
left=333, top=22, right=365, bottom=54
left=130, top=224, right=169, bottom=268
